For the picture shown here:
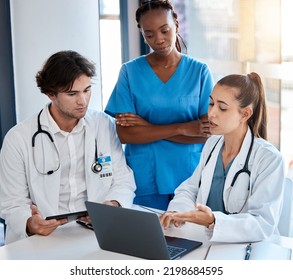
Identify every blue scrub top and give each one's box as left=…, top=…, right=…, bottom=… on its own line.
left=105, top=54, right=214, bottom=196
left=206, top=145, right=234, bottom=212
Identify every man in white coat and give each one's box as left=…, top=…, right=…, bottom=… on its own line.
left=0, top=50, right=136, bottom=243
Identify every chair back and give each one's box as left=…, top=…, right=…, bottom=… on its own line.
left=278, top=177, right=293, bottom=237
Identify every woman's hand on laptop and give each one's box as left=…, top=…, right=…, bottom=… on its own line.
left=163, top=204, right=215, bottom=228
left=160, top=211, right=184, bottom=229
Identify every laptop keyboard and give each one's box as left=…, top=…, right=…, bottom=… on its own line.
left=167, top=245, right=187, bottom=259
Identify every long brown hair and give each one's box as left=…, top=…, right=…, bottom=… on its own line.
left=217, top=72, right=268, bottom=140
left=136, top=0, right=187, bottom=53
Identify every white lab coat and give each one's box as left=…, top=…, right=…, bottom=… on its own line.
left=167, top=128, right=285, bottom=243
left=0, top=106, right=136, bottom=243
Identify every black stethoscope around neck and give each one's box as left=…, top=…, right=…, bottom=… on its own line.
left=32, top=109, right=102, bottom=175
left=91, top=140, right=102, bottom=173
left=199, top=126, right=254, bottom=214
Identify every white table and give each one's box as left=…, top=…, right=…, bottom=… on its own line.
left=0, top=219, right=211, bottom=260
left=0, top=206, right=292, bottom=260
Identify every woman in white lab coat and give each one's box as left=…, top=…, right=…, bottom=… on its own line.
left=0, top=51, right=136, bottom=243
left=160, top=72, right=285, bottom=243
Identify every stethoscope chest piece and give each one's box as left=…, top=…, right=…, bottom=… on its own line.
left=91, top=162, right=102, bottom=173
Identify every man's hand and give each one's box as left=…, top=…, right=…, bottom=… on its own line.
left=26, top=204, right=68, bottom=236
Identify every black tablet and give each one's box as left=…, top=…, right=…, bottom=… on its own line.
left=45, top=210, right=88, bottom=221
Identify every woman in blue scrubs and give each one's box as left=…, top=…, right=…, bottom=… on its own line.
left=105, top=0, right=214, bottom=210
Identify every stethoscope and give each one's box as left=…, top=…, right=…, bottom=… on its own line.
left=32, top=109, right=102, bottom=175
left=91, top=140, right=102, bottom=173
left=199, top=126, right=254, bottom=214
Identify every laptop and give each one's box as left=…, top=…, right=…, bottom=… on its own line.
left=85, top=201, right=203, bottom=260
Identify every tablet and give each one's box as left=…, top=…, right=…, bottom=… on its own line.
left=45, top=210, right=88, bottom=221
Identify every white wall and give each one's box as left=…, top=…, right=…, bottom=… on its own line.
left=10, top=0, right=102, bottom=122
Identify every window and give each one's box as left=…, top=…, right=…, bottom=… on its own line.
left=99, top=0, right=122, bottom=110
left=173, top=0, right=293, bottom=172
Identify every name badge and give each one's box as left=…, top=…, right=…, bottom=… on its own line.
left=97, top=156, right=112, bottom=178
